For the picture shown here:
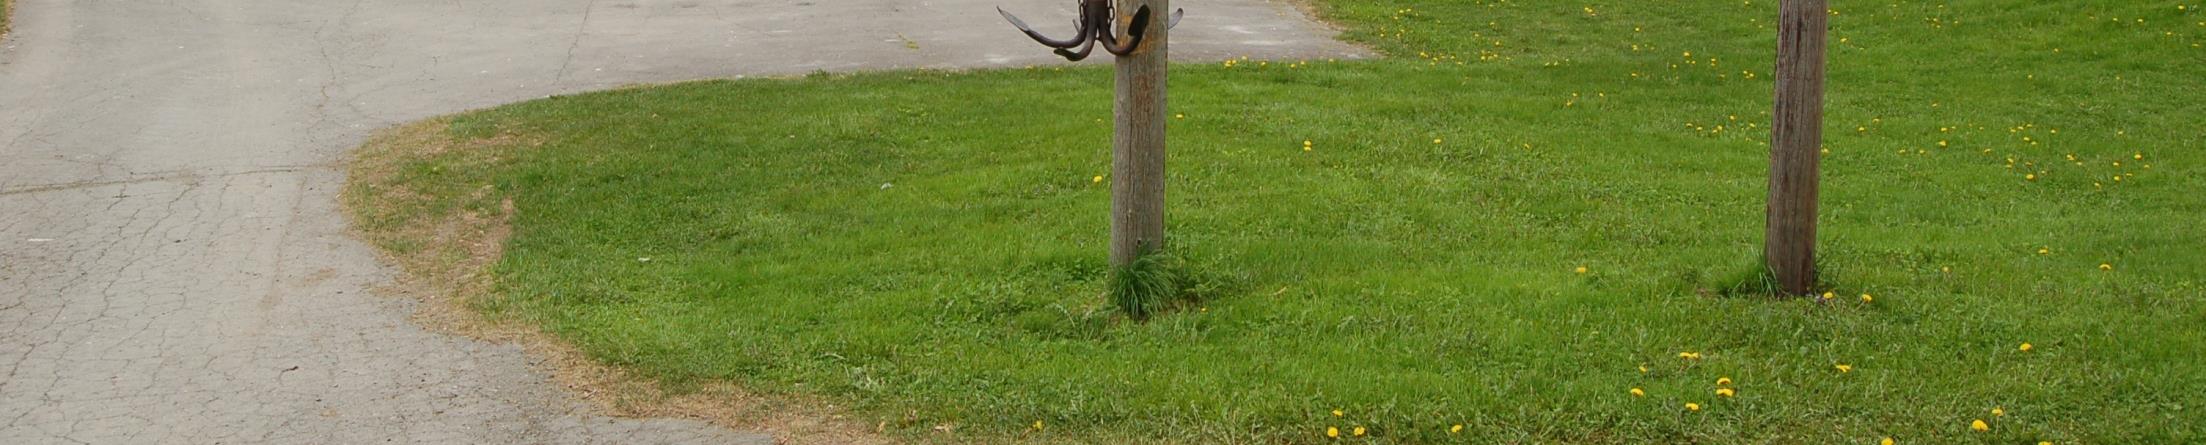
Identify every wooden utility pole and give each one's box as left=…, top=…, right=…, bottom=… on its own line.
left=1109, top=0, right=1169, bottom=267
left=1768, top=0, right=1828, bottom=295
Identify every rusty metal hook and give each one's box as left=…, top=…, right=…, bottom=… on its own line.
left=999, top=1, right=1184, bottom=61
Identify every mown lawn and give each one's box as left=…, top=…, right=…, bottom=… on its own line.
left=349, top=1, right=2206, bottom=443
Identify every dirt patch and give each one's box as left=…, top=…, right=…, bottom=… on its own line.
left=2, top=0, right=14, bottom=41
left=341, top=120, right=897, bottom=445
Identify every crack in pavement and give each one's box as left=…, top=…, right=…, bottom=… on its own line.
left=0, top=0, right=1365, bottom=443
left=550, top=0, right=598, bottom=88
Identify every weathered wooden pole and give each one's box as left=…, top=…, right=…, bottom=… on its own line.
left=1768, top=0, right=1828, bottom=295
left=1109, top=0, right=1169, bottom=267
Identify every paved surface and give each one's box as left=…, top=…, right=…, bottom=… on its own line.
left=0, top=1, right=1362, bottom=443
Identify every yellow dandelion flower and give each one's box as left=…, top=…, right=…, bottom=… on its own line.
left=1835, top=364, right=1853, bottom=373
left=1631, top=388, right=1646, bottom=397
left=1685, top=403, right=1701, bottom=411
left=1861, top=293, right=1874, bottom=303
left=1451, top=424, right=1464, bottom=433
left=1575, top=266, right=1589, bottom=274
left=1175, top=113, right=1185, bottom=119
left=1716, top=377, right=1732, bottom=386
left=1327, top=426, right=1340, bottom=438
left=1332, top=409, right=1343, bottom=417
left=2099, top=263, right=2113, bottom=271
left=1353, top=426, right=1366, bottom=436
left=1033, top=420, right=1045, bottom=430
left=1822, top=291, right=1836, bottom=300
left=1992, top=407, right=2006, bottom=417
left=1882, top=437, right=1895, bottom=445
left=1093, top=175, right=1104, bottom=184
left=1678, top=352, right=1702, bottom=360
left=1638, top=364, right=1649, bottom=373
left=1971, top=419, right=1990, bottom=432
left=1716, top=388, right=1736, bottom=397
left=1434, top=138, right=1444, bottom=144
left=2020, top=343, right=2034, bottom=352
left=2026, top=173, right=2038, bottom=181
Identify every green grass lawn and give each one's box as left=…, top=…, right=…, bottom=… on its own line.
left=348, top=1, right=2206, bottom=443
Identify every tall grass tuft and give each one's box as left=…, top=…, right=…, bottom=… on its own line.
left=1109, top=252, right=1182, bottom=321
left=1718, top=254, right=1836, bottom=298
left=1716, top=262, right=1784, bottom=298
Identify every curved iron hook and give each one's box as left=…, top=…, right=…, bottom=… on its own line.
left=1055, top=31, right=1100, bottom=61
left=999, top=2, right=1187, bottom=61
left=998, top=7, right=1085, bottom=49
left=1100, top=5, right=1154, bottom=56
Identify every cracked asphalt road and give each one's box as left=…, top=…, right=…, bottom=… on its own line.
left=0, top=0, right=1360, bottom=443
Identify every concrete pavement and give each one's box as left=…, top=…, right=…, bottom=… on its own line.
left=0, top=1, right=1362, bottom=443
